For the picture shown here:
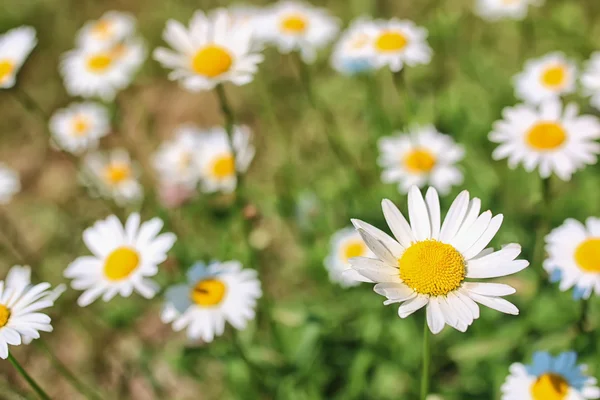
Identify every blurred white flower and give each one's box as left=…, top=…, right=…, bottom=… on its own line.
left=226, top=5, right=263, bottom=30
left=76, top=11, right=136, bottom=48
left=81, top=148, right=143, bottom=205
left=158, top=183, right=197, bottom=209
left=257, top=1, right=339, bottom=63
left=489, top=99, right=600, bottom=180
left=330, top=17, right=377, bottom=75
left=581, top=52, right=600, bottom=111
left=325, top=227, right=373, bottom=288
left=0, top=26, right=36, bottom=89
left=154, top=9, right=263, bottom=92
left=49, top=102, right=110, bottom=154
left=152, top=125, right=203, bottom=189
left=162, top=261, right=262, bottom=342
left=475, top=0, right=544, bottom=21
left=349, top=186, right=529, bottom=334
left=378, top=125, right=464, bottom=195
left=65, top=213, right=176, bottom=307
left=0, top=165, right=20, bottom=205
left=514, top=52, right=577, bottom=105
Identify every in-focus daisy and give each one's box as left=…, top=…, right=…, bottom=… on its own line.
left=161, top=261, right=262, bottom=342
left=331, top=18, right=376, bottom=75
left=475, top=0, right=544, bottom=21
left=257, top=1, right=339, bottom=63
left=544, top=217, right=600, bottom=300
left=490, top=99, right=600, bottom=180
left=82, top=148, right=143, bottom=205
left=325, top=227, right=373, bottom=288
left=198, top=126, right=255, bottom=193
left=0, top=26, right=36, bottom=89
left=64, top=213, right=176, bottom=306
left=502, top=351, right=600, bottom=400
left=363, top=18, right=432, bottom=72
left=49, top=102, right=110, bottom=154
left=581, top=52, right=600, bottom=111
left=514, top=53, right=577, bottom=105
left=76, top=11, right=136, bottom=48
left=0, top=164, right=20, bottom=205
left=152, top=125, right=203, bottom=189
left=349, top=186, right=529, bottom=334
left=153, top=10, right=263, bottom=92
left=378, top=125, right=465, bottom=195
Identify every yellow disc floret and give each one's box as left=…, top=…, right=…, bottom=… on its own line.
left=574, top=238, right=600, bottom=273
left=191, top=45, right=233, bottom=78
left=210, top=154, right=235, bottom=179
left=404, top=148, right=437, bottom=173
left=530, top=373, right=569, bottom=400
left=541, top=65, right=566, bottom=88
left=375, top=31, right=408, bottom=52
left=0, top=305, right=11, bottom=328
left=104, top=247, right=140, bottom=281
left=281, top=14, right=308, bottom=33
left=190, top=279, right=227, bottom=306
left=526, top=122, right=566, bottom=151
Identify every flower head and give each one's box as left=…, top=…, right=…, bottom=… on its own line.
left=0, top=164, right=20, bottom=205
left=325, top=228, right=373, bottom=287
left=581, top=52, right=600, bottom=111
left=0, top=26, right=36, bottom=89
left=475, top=0, right=544, bottom=21
left=152, top=125, right=203, bottom=189
left=76, top=11, right=136, bottom=48
left=331, top=18, right=377, bottom=75
left=514, top=53, right=577, bottom=105
left=49, top=102, right=110, bottom=154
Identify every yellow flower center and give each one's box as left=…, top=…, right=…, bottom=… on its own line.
left=210, top=154, right=235, bottom=179
left=190, top=279, right=227, bottom=306
left=0, top=59, right=15, bottom=82
left=191, top=45, right=233, bottom=78
left=541, top=65, right=567, bottom=88
left=350, top=34, right=370, bottom=50
left=103, top=247, right=140, bottom=281
left=104, top=162, right=131, bottom=185
left=342, top=240, right=367, bottom=262
left=110, top=44, right=127, bottom=60
left=399, top=240, right=466, bottom=296
left=281, top=14, right=308, bottom=33
left=574, top=238, right=600, bottom=273
left=404, top=148, right=437, bottom=173
left=530, top=374, right=569, bottom=400
left=526, top=122, right=567, bottom=151
left=0, top=305, right=11, bottom=328
left=92, top=20, right=113, bottom=39
left=375, top=31, right=408, bottom=52
left=86, top=53, right=114, bottom=73
left=502, top=0, right=520, bottom=4
left=71, top=116, right=90, bottom=137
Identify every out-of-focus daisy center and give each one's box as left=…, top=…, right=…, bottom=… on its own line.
left=0, top=60, right=15, bottom=82
left=191, top=45, right=233, bottom=78
left=178, top=152, right=193, bottom=170
left=350, top=34, right=370, bottom=50
left=404, top=148, right=436, bottom=173
left=502, top=0, right=520, bottom=4
left=541, top=65, right=566, bottom=88
left=399, top=240, right=465, bottom=296
left=530, top=373, right=569, bottom=400
left=210, top=154, right=235, bottom=179
left=104, top=247, right=140, bottom=281
left=280, top=14, right=308, bottom=33
left=71, top=116, right=90, bottom=137
left=375, top=31, right=408, bottom=52
left=190, top=278, right=227, bottom=306
left=574, top=238, right=600, bottom=273
left=526, top=122, right=566, bottom=150
left=341, top=240, right=367, bottom=262
left=0, top=304, right=11, bottom=327
left=92, top=20, right=114, bottom=39
left=86, top=53, right=114, bottom=73
left=104, top=162, right=131, bottom=185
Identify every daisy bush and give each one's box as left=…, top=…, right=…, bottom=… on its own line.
left=1, top=0, right=600, bottom=399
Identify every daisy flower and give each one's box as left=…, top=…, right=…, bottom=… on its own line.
left=226, top=5, right=262, bottom=29
left=152, top=125, right=203, bottom=189
left=502, top=351, right=600, bottom=399
left=0, top=26, right=36, bottom=89
left=581, top=52, right=600, bottom=111
left=490, top=99, right=600, bottom=180
left=348, top=186, right=529, bottom=334
left=544, top=217, right=600, bottom=300
left=76, top=11, right=136, bottom=48
left=362, top=18, right=432, bottom=72
left=161, top=261, right=262, bottom=342
left=378, top=125, right=465, bottom=195
left=82, top=148, right=143, bottom=205
left=257, top=1, right=340, bottom=63
left=330, top=18, right=377, bottom=75
left=64, top=213, right=176, bottom=307
left=0, top=164, right=20, bottom=205
left=49, top=102, right=110, bottom=154
left=325, top=227, right=373, bottom=288
left=475, top=0, right=544, bottom=21
left=153, top=9, right=263, bottom=92
left=514, top=53, right=577, bottom=105
left=198, top=126, right=255, bottom=193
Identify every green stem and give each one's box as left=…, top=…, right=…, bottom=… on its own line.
left=576, top=298, right=590, bottom=334
left=420, top=319, right=431, bottom=400
left=7, top=353, right=51, bottom=400
left=392, top=70, right=413, bottom=127
left=532, top=177, right=551, bottom=277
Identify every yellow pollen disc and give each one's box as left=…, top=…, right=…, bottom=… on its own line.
left=280, top=14, right=308, bottom=33
left=399, top=240, right=466, bottom=296
left=341, top=240, right=367, bottom=262
left=92, top=20, right=113, bottom=38
left=375, top=31, right=408, bottom=52
left=210, top=154, right=235, bottom=179
left=502, top=0, right=520, bottom=4
left=350, top=34, right=370, bottom=50
left=190, top=279, right=227, bottom=306
left=104, top=247, right=140, bottom=281
left=104, top=163, right=131, bottom=185
left=71, top=116, right=90, bottom=137
left=574, top=238, right=600, bottom=273
left=530, top=373, right=569, bottom=400
left=86, top=53, right=113, bottom=73
left=404, top=148, right=436, bottom=173
left=110, top=44, right=127, bottom=60
left=0, top=305, right=11, bottom=328
left=0, top=59, right=15, bottom=82
left=541, top=65, right=566, bottom=88
left=191, top=45, right=233, bottom=78
left=526, top=122, right=567, bottom=151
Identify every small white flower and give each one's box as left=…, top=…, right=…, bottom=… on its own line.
left=378, top=125, right=465, bottom=195
left=581, top=52, right=600, bottom=111
left=152, top=125, right=203, bottom=189
left=226, top=5, right=263, bottom=30
left=257, top=1, right=340, bottom=63
left=153, top=9, right=264, bottom=92
left=162, top=261, right=262, bottom=342
left=0, top=26, right=36, bottom=89
left=0, top=165, right=20, bottom=205
left=489, top=99, right=600, bottom=180
left=475, top=0, right=544, bottom=21
left=49, top=102, right=111, bottom=154
left=76, top=11, right=136, bottom=48
left=198, top=126, right=255, bottom=193
left=514, top=52, right=577, bottom=105
left=325, top=227, right=373, bottom=287
left=82, top=148, right=143, bottom=205
left=65, top=213, right=176, bottom=307
left=331, top=17, right=377, bottom=75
